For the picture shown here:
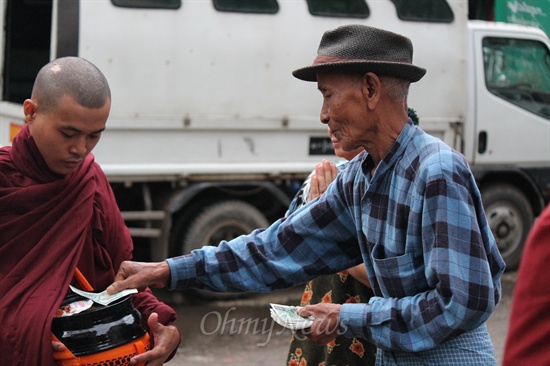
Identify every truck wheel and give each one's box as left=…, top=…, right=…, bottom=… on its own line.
left=481, top=184, right=533, bottom=271
left=181, top=200, right=269, bottom=253
left=173, top=200, right=270, bottom=300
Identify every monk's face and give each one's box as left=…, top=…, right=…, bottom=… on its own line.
left=24, top=94, right=110, bottom=175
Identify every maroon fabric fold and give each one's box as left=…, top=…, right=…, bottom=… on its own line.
left=0, top=125, right=177, bottom=365
left=502, top=205, right=550, bottom=365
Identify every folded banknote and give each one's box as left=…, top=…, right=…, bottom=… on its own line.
left=69, top=286, right=138, bottom=306
left=270, top=303, right=314, bottom=330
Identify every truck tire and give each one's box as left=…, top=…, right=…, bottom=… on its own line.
left=481, top=183, right=533, bottom=271
left=173, top=200, right=270, bottom=300
left=181, top=200, right=270, bottom=253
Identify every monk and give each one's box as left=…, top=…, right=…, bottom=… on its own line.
left=0, top=57, right=180, bottom=365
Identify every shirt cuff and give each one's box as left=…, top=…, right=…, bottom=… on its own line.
left=340, top=303, right=370, bottom=339
left=166, top=255, right=196, bottom=291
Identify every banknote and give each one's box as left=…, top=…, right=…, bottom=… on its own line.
left=270, top=303, right=314, bottom=330
left=69, top=285, right=138, bottom=306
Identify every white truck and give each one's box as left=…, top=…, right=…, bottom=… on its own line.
left=1, top=0, right=549, bottom=273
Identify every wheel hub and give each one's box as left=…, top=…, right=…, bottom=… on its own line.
left=487, top=206, right=521, bottom=254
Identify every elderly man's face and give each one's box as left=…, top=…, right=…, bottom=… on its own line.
left=317, top=73, right=369, bottom=152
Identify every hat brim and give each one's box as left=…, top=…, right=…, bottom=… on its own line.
left=292, top=61, right=426, bottom=82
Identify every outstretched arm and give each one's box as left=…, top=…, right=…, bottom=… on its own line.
left=107, top=261, right=171, bottom=294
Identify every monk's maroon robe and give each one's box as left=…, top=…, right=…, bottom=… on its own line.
left=502, top=205, right=550, bottom=365
left=0, top=125, right=177, bottom=365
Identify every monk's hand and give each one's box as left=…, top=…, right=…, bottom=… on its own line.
left=297, top=303, right=342, bottom=346
left=106, top=261, right=171, bottom=295
left=52, top=341, right=66, bottom=352
left=130, top=313, right=180, bottom=366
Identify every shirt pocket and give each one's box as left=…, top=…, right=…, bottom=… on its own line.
left=370, top=242, right=424, bottom=298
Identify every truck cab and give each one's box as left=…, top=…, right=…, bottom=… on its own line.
left=466, top=20, right=550, bottom=268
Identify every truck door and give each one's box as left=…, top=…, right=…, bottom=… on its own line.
left=470, top=25, right=550, bottom=269
left=471, top=28, right=550, bottom=165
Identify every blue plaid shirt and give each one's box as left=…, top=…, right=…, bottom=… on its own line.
left=168, top=120, right=505, bottom=353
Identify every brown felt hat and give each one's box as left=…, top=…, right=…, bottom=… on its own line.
left=293, top=24, right=426, bottom=82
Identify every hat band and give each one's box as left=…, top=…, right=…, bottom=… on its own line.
left=313, top=54, right=413, bottom=66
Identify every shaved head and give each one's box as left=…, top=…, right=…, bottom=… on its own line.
left=31, top=56, right=111, bottom=113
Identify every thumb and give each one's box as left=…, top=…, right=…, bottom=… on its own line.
left=147, top=312, right=161, bottom=332
left=52, top=342, right=66, bottom=352
left=297, top=306, right=314, bottom=318
left=106, top=280, right=127, bottom=295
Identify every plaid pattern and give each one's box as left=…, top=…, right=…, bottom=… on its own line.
left=168, top=120, right=505, bottom=358
left=374, top=324, right=496, bottom=365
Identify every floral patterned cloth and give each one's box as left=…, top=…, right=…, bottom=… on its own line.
left=286, top=271, right=376, bottom=366
left=285, top=159, right=376, bottom=366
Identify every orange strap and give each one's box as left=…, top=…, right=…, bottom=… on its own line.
left=73, top=267, right=94, bottom=291
left=134, top=337, right=148, bottom=366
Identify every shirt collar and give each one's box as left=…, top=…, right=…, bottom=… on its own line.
left=361, top=118, right=415, bottom=180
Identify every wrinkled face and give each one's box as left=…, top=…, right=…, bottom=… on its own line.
left=317, top=73, right=369, bottom=152
left=328, top=126, right=363, bottom=161
left=25, top=94, right=110, bottom=175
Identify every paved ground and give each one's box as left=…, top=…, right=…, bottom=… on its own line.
left=156, top=270, right=517, bottom=365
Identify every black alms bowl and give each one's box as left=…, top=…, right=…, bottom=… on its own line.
left=52, top=293, right=146, bottom=356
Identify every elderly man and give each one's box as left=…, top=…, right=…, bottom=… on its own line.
left=0, top=57, right=180, bottom=365
left=108, top=25, right=505, bottom=365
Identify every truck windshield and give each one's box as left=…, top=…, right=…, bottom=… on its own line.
left=483, top=37, right=550, bottom=120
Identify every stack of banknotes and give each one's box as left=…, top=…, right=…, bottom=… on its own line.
left=270, top=303, right=314, bottom=330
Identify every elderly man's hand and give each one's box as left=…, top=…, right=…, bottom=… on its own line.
left=130, top=312, right=181, bottom=366
left=106, top=261, right=171, bottom=295
left=297, top=303, right=342, bottom=346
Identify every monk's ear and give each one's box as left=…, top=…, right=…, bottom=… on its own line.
left=361, top=72, right=381, bottom=109
left=23, top=99, right=38, bottom=123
